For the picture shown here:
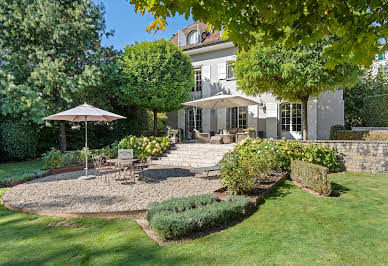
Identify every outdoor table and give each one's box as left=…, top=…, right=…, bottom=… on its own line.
left=106, top=159, right=139, bottom=181
left=216, top=133, right=234, bottom=144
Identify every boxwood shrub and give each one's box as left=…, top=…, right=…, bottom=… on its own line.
left=147, top=194, right=252, bottom=240
left=290, top=160, right=331, bottom=196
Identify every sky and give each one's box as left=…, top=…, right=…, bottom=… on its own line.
left=95, top=0, right=194, bottom=51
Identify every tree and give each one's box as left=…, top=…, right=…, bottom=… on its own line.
left=129, top=0, right=386, bottom=68
left=116, top=40, right=193, bottom=136
left=234, top=35, right=361, bottom=140
left=344, top=71, right=388, bottom=128
left=0, top=0, right=115, bottom=152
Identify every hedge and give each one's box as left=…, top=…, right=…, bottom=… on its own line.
left=147, top=194, right=252, bottom=240
left=0, top=119, right=38, bottom=161
left=290, top=160, right=331, bottom=196
left=365, top=94, right=388, bottom=127
left=336, top=130, right=388, bottom=141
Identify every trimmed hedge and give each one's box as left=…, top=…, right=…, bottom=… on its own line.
left=290, top=160, right=331, bottom=196
left=147, top=194, right=252, bottom=240
left=0, top=119, right=38, bottom=161
left=365, top=94, right=388, bottom=127
left=336, top=130, right=388, bottom=141
left=330, top=125, right=346, bottom=140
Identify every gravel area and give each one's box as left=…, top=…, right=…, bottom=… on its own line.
left=2, top=166, right=223, bottom=213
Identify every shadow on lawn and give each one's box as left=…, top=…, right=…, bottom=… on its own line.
left=330, top=182, right=350, bottom=197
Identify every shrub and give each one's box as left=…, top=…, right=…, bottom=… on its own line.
left=42, top=148, right=65, bottom=169
left=236, top=138, right=339, bottom=172
left=220, top=151, right=270, bottom=195
left=0, top=119, right=38, bottom=161
left=118, top=135, right=171, bottom=160
left=290, top=160, right=331, bottom=196
left=365, top=94, right=388, bottom=127
left=336, top=130, right=388, bottom=141
left=330, top=125, right=346, bottom=140
left=147, top=194, right=251, bottom=240
left=0, top=169, right=49, bottom=187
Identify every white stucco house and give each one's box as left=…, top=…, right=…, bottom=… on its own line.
left=166, top=21, right=345, bottom=140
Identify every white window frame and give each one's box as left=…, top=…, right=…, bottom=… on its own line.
left=281, top=103, right=302, bottom=132
left=227, top=61, right=235, bottom=79
left=187, top=30, right=199, bottom=45
left=193, top=68, right=202, bottom=92
left=227, top=106, right=248, bottom=128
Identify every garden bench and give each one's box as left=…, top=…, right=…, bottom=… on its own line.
left=190, top=163, right=220, bottom=177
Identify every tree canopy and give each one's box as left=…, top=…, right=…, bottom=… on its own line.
left=116, top=39, right=194, bottom=136
left=129, top=0, right=387, bottom=68
left=235, top=35, right=361, bottom=140
left=0, top=0, right=118, bottom=151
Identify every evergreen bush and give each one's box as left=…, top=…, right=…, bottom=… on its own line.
left=290, top=160, right=331, bottom=196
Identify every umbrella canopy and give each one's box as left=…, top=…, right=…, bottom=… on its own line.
left=43, top=103, right=126, bottom=180
left=182, top=94, right=261, bottom=109
left=43, top=103, right=126, bottom=122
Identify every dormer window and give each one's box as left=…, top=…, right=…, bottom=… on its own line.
left=187, top=30, right=199, bottom=45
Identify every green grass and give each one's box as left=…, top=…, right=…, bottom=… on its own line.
left=0, top=172, right=387, bottom=265
left=0, top=160, right=43, bottom=176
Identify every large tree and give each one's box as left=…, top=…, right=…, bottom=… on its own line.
left=0, top=0, right=115, bottom=152
left=129, top=0, right=386, bottom=68
left=116, top=40, right=193, bottom=136
left=235, top=35, right=361, bottom=140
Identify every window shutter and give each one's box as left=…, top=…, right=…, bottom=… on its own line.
left=202, top=65, right=210, bottom=80
left=218, top=63, right=226, bottom=80
left=178, top=30, right=186, bottom=46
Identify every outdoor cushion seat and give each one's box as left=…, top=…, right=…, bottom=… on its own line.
left=193, top=129, right=210, bottom=143
left=210, top=136, right=223, bottom=144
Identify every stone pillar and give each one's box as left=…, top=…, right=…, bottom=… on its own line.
left=266, top=103, right=278, bottom=139
left=307, top=98, right=318, bottom=140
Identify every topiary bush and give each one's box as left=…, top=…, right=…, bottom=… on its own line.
left=290, top=160, right=331, bottom=196
left=147, top=194, right=252, bottom=240
left=0, top=119, right=38, bottom=161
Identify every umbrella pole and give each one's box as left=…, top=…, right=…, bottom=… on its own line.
left=85, top=116, right=88, bottom=177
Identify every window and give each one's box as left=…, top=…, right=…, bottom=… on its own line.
left=185, top=107, right=202, bottom=132
left=193, top=69, right=202, bottom=92
left=281, top=103, right=301, bottom=132
left=187, top=31, right=199, bottom=45
left=227, top=106, right=247, bottom=128
left=227, top=61, right=235, bottom=79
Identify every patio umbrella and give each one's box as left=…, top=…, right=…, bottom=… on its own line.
left=43, top=103, right=126, bottom=180
left=182, top=94, right=261, bottom=110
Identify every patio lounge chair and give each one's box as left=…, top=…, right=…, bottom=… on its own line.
left=193, top=129, right=210, bottom=143
left=190, top=163, right=220, bottom=177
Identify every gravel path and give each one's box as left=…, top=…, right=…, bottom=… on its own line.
left=2, top=166, right=223, bottom=212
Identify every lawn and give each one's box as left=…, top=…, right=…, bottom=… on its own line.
left=0, top=160, right=42, bottom=176
left=0, top=172, right=387, bottom=265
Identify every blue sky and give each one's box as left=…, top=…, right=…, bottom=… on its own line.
left=96, top=0, right=193, bottom=50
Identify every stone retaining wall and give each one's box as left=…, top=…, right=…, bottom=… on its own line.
left=300, top=140, right=388, bottom=173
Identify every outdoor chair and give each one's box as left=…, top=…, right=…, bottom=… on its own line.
left=118, top=149, right=133, bottom=160
left=193, top=129, right=210, bottom=143
left=92, top=155, right=117, bottom=183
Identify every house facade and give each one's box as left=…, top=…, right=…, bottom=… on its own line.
left=166, top=21, right=345, bottom=140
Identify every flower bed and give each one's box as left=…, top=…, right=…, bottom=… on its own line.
left=147, top=194, right=252, bottom=240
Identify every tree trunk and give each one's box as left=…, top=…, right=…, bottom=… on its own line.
left=153, top=110, right=158, bottom=136
left=59, top=121, right=67, bottom=152
left=301, top=97, right=309, bottom=140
